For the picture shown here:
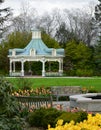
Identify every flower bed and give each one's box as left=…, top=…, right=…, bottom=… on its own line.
left=12, top=87, right=51, bottom=96
left=48, top=113, right=101, bottom=130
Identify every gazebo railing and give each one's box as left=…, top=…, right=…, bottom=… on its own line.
left=10, top=72, right=21, bottom=77
left=45, top=72, right=60, bottom=77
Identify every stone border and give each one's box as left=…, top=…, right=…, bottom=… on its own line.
left=70, top=93, right=101, bottom=113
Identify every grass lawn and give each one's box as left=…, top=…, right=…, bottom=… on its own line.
left=6, top=77, right=101, bottom=91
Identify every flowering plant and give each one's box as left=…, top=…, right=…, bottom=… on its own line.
left=12, top=87, right=51, bottom=96
left=48, top=113, right=101, bottom=130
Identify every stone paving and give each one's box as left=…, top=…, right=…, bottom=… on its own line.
left=52, top=101, right=70, bottom=111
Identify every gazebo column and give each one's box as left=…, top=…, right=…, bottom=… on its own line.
left=42, top=58, right=46, bottom=77
left=13, top=61, right=15, bottom=72
left=9, top=60, right=12, bottom=76
left=59, top=59, right=63, bottom=76
left=21, top=60, right=24, bottom=76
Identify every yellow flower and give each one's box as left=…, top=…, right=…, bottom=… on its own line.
left=48, top=124, right=51, bottom=129
left=57, top=119, right=63, bottom=126
left=47, top=113, right=101, bottom=130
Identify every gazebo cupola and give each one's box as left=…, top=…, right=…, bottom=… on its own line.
left=32, top=29, right=41, bottom=39
left=8, top=29, right=64, bottom=77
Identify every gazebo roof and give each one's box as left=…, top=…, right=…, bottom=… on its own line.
left=8, top=29, right=64, bottom=57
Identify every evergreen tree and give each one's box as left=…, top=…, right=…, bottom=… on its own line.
left=94, top=0, right=101, bottom=75
left=0, top=0, right=12, bottom=38
left=65, top=40, right=93, bottom=76
left=95, top=0, right=101, bottom=41
left=42, top=31, right=60, bottom=48
left=94, top=42, right=101, bottom=75
left=95, top=0, right=101, bottom=24
left=55, top=22, right=78, bottom=48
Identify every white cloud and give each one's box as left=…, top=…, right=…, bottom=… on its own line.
left=1, top=0, right=98, bottom=16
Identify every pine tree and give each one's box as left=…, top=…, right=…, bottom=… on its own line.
left=0, top=0, right=12, bottom=38
left=94, top=0, right=101, bottom=75
left=95, top=0, right=101, bottom=40
left=95, top=0, right=101, bottom=24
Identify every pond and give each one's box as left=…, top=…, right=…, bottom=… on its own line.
left=86, top=95, right=101, bottom=99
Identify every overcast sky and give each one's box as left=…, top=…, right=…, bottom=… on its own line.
left=1, top=0, right=98, bottom=16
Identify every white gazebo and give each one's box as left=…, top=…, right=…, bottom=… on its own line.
left=8, top=29, right=64, bottom=77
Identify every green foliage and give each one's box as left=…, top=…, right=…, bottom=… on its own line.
left=94, top=42, right=101, bottom=75
left=0, top=43, right=9, bottom=75
left=28, top=108, right=88, bottom=129
left=0, top=31, right=31, bottom=74
left=94, top=0, right=101, bottom=75
left=56, top=111, right=88, bottom=124
left=0, top=115, right=25, bottom=130
left=28, top=108, right=62, bottom=128
left=28, top=108, right=46, bottom=127
left=14, top=77, right=32, bottom=90
left=45, top=61, right=59, bottom=72
left=7, top=31, right=31, bottom=48
left=55, top=22, right=69, bottom=47
left=75, top=42, right=92, bottom=63
left=55, top=22, right=78, bottom=48
left=41, top=108, right=63, bottom=128
left=31, top=61, right=42, bottom=75
left=65, top=40, right=77, bottom=59
left=76, top=69, right=93, bottom=77
left=87, top=86, right=99, bottom=93
left=65, top=40, right=94, bottom=76
left=42, top=32, right=60, bottom=48
left=0, top=77, right=26, bottom=130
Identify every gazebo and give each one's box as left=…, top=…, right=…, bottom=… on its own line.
left=8, top=29, right=64, bottom=77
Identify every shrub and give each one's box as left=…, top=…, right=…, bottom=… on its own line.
left=87, top=86, right=99, bottom=93
left=27, top=108, right=63, bottom=128
left=28, top=108, right=46, bottom=127
left=15, top=77, right=32, bottom=90
left=0, top=77, right=26, bottom=130
left=76, top=69, right=93, bottom=77
left=42, top=108, right=63, bottom=128
left=55, top=111, right=88, bottom=124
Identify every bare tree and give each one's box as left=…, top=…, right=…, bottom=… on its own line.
left=62, top=2, right=97, bottom=46
left=36, top=9, right=64, bottom=37
left=11, top=1, right=38, bottom=32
